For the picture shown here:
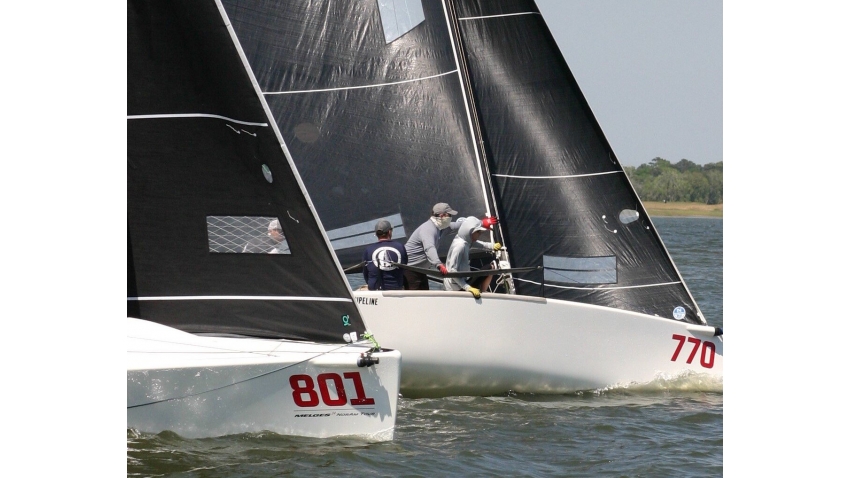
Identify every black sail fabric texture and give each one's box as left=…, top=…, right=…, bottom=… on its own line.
left=216, top=0, right=705, bottom=325
left=220, top=0, right=491, bottom=268
left=451, top=0, right=702, bottom=323
left=127, top=0, right=366, bottom=341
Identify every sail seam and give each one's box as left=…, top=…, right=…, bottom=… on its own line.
left=128, top=296, right=351, bottom=302
left=458, top=12, right=540, bottom=21
left=127, top=113, right=268, bottom=127
left=493, top=171, right=621, bottom=179
left=263, top=70, right=459, bottom=95
left=514, top=278, right=682, bottom=290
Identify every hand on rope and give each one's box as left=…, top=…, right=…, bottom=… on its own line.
left=493, top=242, right=502, bottom=252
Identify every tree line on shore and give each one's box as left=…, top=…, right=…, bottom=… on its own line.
left=624, top=158, right=722, bottom=205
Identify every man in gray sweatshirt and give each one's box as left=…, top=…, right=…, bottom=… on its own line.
left=403, top=203, right=459, bottom=290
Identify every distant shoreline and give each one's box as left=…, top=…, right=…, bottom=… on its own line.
left=643, top=201, right=722, bottom=218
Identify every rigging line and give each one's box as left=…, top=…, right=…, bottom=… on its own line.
left=127, top=296, right=351, bottom=303
left=441, top=0, right=499, bottom=224
left=127, top=342, right=361, bottom=409
left=128, top=336, right=295, bottom=356
left=127, top=113, right=268, bottom=127
left=264, top=70, right=459, bottom=95
left=493, top=171, right=622, bottom=179
left=458, top=11, right=541, bottom=21
left=343, top=261, right=368, bottom=274
left=514, top=277, right=682, bottom=291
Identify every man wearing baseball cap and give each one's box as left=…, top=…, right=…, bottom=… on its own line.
left=362, top=219, right=407, bottom=290
left=402, top=203, right=459, bottom=289
left=443, top=216, right=501, bottom=298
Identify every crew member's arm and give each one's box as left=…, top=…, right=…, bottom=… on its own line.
left=422, top=233, right=446, bottom=274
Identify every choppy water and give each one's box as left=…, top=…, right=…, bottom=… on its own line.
left=128, top=217, right=723, bottom=477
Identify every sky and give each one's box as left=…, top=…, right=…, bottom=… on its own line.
left=534, top=0, right=722, bottom=167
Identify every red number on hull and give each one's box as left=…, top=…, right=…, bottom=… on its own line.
left=670, top=334, right=716, bottom=369
left=317, top=373, right=348, bottom=406
left=344, top=372, right=376, bottom=405
left=700, top=341, right=716, bottom=368
left=290, top=375, right=320, bottom=407
left=686, top=337, right=701, bottom=364
left=290, top=372, right=377, bottom=407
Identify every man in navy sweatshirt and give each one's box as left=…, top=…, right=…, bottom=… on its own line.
left=363, top=219, right=408, bottom=290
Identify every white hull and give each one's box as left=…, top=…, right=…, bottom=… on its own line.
left=354, top=290, right=722, bottom=398
left=127, top=318, right=401, bottom=440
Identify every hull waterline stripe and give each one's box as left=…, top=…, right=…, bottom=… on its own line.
left=514, top=277, right=682, bottom=291
left=264, top=70, right=458, bottom=95
left=459, top=12, right=540, bottom=21
left=128, top=296, right=351, bottom=302
left=127, top=113, right=268, bottom=127
left=493, top=170, right=621, bottom=179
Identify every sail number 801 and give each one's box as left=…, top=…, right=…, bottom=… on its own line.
left=671, top=334, right=716, bottom=368
left=289, top=372, right=376, bottom=407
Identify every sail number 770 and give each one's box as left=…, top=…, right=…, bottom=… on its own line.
left=290, top=372, right=376, bottom=407
left=671, top=334, right=716, bottom=368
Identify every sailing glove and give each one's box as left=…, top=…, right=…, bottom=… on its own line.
left=493, top=242, right=502, bottom=251
left=438, top=264, right=449, bottom=275
left=467, top=286, right=481, bottom=299
left=481, top=216, right=499, bottom=229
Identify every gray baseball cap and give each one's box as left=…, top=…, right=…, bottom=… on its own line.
left=375, top=219, right=393, bottom=234
left=432, top=203, right=458, bottom=215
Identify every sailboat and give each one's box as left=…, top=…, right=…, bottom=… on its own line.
left=126, top=0, right=401, bottom=438
left=216, top=0, right=723, bottom=397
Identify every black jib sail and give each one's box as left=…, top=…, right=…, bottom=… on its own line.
left=449, top=0, right=706, bottom=324
left=127, top=0, right=367, bottom=341
left=219, top=0, right=707, bottom=326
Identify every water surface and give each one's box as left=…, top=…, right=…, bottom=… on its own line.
left=128, top=217, right=723, bottom=477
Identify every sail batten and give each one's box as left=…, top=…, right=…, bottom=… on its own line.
left=515, top=278, right=684, bottom=291
left=127, top=114, right=269, bottom=126
left=262, top=70, right=460, bottom=95
left=493, top=171, right=622, bottom=179
left=458, top=12, right=540, bottom=21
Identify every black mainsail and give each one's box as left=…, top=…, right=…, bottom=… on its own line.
left=127, top=0, right=367, bottom=341
left=218, top=0, right=709, bottom=326
left=218, top=0, right=492, bottom=264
